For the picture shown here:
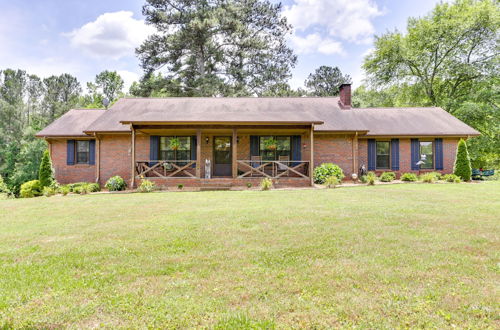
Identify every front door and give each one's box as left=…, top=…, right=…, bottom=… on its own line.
left=213, top=136, right=232, bottom=177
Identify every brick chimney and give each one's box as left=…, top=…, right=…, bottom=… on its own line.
left=339, top=83, right=351, bottom=109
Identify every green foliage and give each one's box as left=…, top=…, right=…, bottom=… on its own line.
left=401, top=173, right=418, bottom=182
left=73, top=185, right=89, bottom=195
left=246, top=182, right=252, bottom=188
left=304, top=66, right=352, bottom=96
left=58, top=185, right=70, bottom=196
left=20, top=180, right=42, bottom=198
left=454, top=139, right=473, bottom=181
left=313, top=163, right=345, bottom=184
left=420, top=173, right=437, bottom=183
left=87, top=183, right=100, bottom=193
left=360, top=175, right=368, bottom=183
left=263, top=137, right=278, bottom=150
left=138, top=180, right=156, bottom=193
left=38, top=149, right=53, bottom=188
left=87, top=70, right=124, bottom=105
left=177, top=184, right=184, bottom=190
left=105, top=176, right=127, bottom=191
left=260, top=178, right=273, bottom=190
left=379, top=172, right=396, bottom=182
left=136, top=0, right=297, bottom=96
left=324, top=176, right=340, bottom=188
left=443, top=174, right=462, bottom=183
left=366, top=172, right=377, bottom=185
left=42, top=186, right=56, bottom=197
left=169, top=138, right=181, bottom=150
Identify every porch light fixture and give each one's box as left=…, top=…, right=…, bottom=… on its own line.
left=205, top=137, right=209, bottom=144
left=303, top=143, right=307, bottom=149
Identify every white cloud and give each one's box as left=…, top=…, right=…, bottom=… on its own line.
left=65, top=11, right=155, bottom=60
left=284, top=0, right=383, bottom=54
left=117, top=70, right=141, bottom=92
left=290, top=33, right=344, bottom=55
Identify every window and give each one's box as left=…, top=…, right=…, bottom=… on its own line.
left=376, top=141, right=390, bottom=169
left=259, top=136, right=291, bottom=161
left=159, top=136, right=191, bottom=163
left=419, top=141, right=434, bottom=169
left=76, top=140, right=90, bottom=164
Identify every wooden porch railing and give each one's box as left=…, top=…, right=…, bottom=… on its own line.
left=136, top=160, right=197, bottom=178
left=237, top=160, right=310, bottom=179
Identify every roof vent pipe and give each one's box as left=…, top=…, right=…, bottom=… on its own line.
left=339, top=84, right=352, bottom=109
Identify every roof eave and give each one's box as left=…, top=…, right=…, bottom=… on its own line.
left=119, top=120, right=324, bottom=125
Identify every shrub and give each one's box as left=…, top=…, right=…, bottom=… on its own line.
left=68, top=182, right=86, bottom=192
left=325, top=176, right=340, bottom=188
left=260, top=178, right=273, bottom=190
left=20, top=180, right=42, bottom=198
left=360, top=175, right=368, bottom=183
left=42, top=186, right=56, bottom=197
left=105, top=176, right=127, bottom=191
left=73, top=184, right=89, bottom=195
left=177, top=184, right=184, bottom=190
left=401, top=173, right=418, bottom=182
left=58, top=185, right=70, bottom=196
left=38, top=149, right=54, bottom=188
left=366, top=172, right=377, bottom=185
left=313, top=163, right=345, bottom=184
left=379, top=172, right=396, bottom=182
left=138, top=180, right=156, bottom=193
left=454, top=139, right=472, bottom=181
left=0, top=175, right=11, bottom=197
left=428, top=172, right=443, bottom=181
left=420, top=173, right=436, bottom=183
left=246, top=182, right=252, bottom=188
left=443, top=174, right=461, bottom=183
left=87, top=183, right=100, bottom=192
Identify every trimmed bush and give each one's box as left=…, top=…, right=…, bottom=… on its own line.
left=454, top=139, right=472, bottom=181
left=0, top=175, right=11, bottom=197
left=443, top=174, right=461, bottom=183
left=401, top=173, right=418, bottom=182
left=246, top=182, right=252, bottom=188
left=73, top=184, right=89, bottom=195
left=42, top=186, right=57, bottom=197
left=177, top=184, right=184, bottom=190
left=87, top=183, right=100, bottom=192
left=360, top=175, right=368, bottom=183
left=325, top=176, right=340, bottom=188
left=20, top=180, right=42, bottom=198
left=428, top=172, right=443, bottom=181
left=138, top=180, right=156, bottom=193
left=105, top=176, right=127, bottom=191
left=38, top=149, right=54, bottom=188
left=58, top=185, right=70, bottom=196
left=260, top=178, right=273, bottom=190
left=420, top=173, right=436, bottom=183
left=379, top=172, right=396, bottom=182
left=366, top=172, right=377, bottom=185
left=313, top=163, right=345, bottom=184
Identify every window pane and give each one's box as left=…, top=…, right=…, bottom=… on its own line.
left=77, top=152, right=88, bottom=163
left=178, top=137, right=190, bottom=151
left=376, top=141, right=390, bottom=169
left=160, top=137, right=169, bottom=151
left=420, top=142, right=434, bottom=169
left=77, top=140, right=89, bottom=152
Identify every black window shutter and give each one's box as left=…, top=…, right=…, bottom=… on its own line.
left=391, top=139, right=399, bottom=171
left=67, top=140, right=75, bottom=165
left=367, top=139, right=376, bottom=170
left=150, top=136, right=159, bottom=166
left=435, top=138, right=443, bottom=170
left=291, top=135, right=301, bottom=166
left=89, top=140, right=96, bottom=165
left=411, top=139, right=420, bottom=170
left=250, top=136, right=259, bottom=157
left=190, top=136, right=197, bottom=168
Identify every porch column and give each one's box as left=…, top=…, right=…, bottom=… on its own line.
left=131, top=125, right=135, bottom=188
left=352, top=132, right=358, bottom=179
left=310, top=124, right=314, bottom=186
left=95, top=134, right=100, bottom=183
left=196, top=129, right=202, bottom=178
left=232, top=128, right=238, bottom=178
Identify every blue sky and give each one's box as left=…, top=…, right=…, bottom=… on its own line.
left=0, top=0, right=442, bottom=92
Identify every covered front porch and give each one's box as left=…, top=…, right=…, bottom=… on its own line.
left=129, top=124, right=315, bottom=188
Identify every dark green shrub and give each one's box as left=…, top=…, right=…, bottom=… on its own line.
left=379, top=172, right=396, bottom=182
left=246, top=182, right=252, bottom=188
left=443, top=174, right=461, bottom=183
left=177, top=184, right=184, bottom=190
left=366, top=172, right=377, bottom=185
left=360, top=175, right=368, bottom=183
left=313, top=163, right=345, bottom=184
left=20, top=180, right=42, bottom=198
left=105, top=176, right=127, bottom=191
left=138, top=180, right=155, bottom=193
left=454, top=139, right=472, bottom=181
left=38, top=149, right=54, bottom=188
left=401, top=173, right=418, bottom=182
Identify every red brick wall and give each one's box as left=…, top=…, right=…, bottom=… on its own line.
left=313, top=134, right=354, bottom=177
left=98, top=134, right=132, bottom=185
left=49, top=139, right=96, bottom=184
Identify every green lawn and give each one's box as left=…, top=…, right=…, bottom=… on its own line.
left=1, top=182, right=499, bottom=328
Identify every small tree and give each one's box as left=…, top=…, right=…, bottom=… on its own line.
left=38, top=149, right=54, bottom=188
left=453, top=139, right=472, bottom=181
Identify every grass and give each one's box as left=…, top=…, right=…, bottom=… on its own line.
left=0, top=182, right=499, bottom=328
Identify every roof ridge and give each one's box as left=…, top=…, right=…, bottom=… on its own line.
left=118, top=96, right=341, bottom=100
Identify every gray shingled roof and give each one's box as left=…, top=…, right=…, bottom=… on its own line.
left=36, top=109, right=106, bottom=137
left=36, top=97, right=480, bottom=137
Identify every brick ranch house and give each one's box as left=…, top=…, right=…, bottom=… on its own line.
left=36, top=84, right=479, bottom=188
